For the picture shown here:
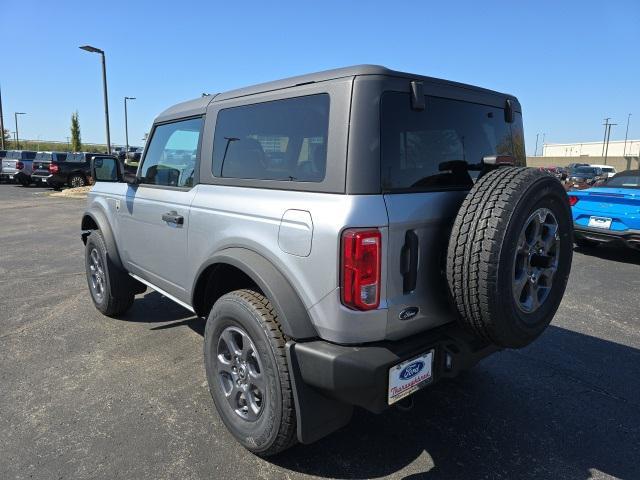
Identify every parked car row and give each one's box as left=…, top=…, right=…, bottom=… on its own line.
left=0, top=149, right=119, bottom=189
left=539, top=163, right=618, bottom=190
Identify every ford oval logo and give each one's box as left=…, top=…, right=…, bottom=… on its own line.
left=400, top=361, right=425, bottom=380
left=399, top=307, right=419, bottom=321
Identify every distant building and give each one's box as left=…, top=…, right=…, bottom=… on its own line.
left=543, top=139, right=640, bottom=157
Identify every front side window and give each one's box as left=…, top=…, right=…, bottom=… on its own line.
left=212, top=94, right=329, bottom=182
left=140, top=117, right=202, bottom=187
left=381, top=93, right=523, bottom=192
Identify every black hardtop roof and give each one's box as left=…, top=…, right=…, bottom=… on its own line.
left=156, top=64, right=518, bottom=122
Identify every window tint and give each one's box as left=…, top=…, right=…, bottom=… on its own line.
left=140, top=117, right=202, bottom=187
left=381, top=93, right=523, bottom=192
left=213, top=94, right=329, bottom=182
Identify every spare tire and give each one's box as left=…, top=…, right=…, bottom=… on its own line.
left=446, top=167, right=573, bottom=348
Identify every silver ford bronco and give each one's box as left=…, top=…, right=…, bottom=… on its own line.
left=82, top=65, right=573, bottom=456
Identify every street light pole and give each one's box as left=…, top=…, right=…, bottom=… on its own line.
left=0, top=85, right=5, bottom=150
left=534, top=133, right=539, bottom=156
left=80, top=45, right=111, bottom=154
left=124, top=96, right=136, bottom=159
left=14, top=112, right=26, bottom=149
left=542, top=133, right=546, bottom=156
left=604, top=123, right=617, bottom=165
left=623, top=113, right=632, bottom=156
left=602, top=118, right=611, bottom=156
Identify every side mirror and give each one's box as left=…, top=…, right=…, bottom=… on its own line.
left=91, top=156, right=122, bottom=183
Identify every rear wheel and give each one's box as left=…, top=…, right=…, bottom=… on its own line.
left=69, top=174, right=87, bottom=188
left=447, top=167, right=573, bottom=348
left=85, top=230, right=135, bottom=316
left=204, top=289, right=297, bottom=456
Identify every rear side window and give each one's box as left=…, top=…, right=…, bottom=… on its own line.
left=212, top=94, right=329, bottom=182
left=139, top=117, right=202, bottom=188
left=381, top=93, right=524, bottom=192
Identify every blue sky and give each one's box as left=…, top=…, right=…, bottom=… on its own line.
left=2, top=0, right=639, bottom=154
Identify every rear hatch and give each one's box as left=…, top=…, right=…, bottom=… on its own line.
left=381, top=91, right=525, bottom=339
left=1, top=152, right=23, bottom=175
left=32, top=152, right=53, bottom=176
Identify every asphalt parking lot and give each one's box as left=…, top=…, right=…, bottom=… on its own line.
left=1, top=183, right=639, bottom=480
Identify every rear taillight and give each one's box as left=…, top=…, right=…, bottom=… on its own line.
left=568, top=195, right=579, bottom=206
left=16, top=161, right=24, bottom=170
left=49, top=162, right=59, bottom=174
left=341, top=229, right=381, bottom=311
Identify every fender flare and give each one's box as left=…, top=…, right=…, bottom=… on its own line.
left=193, top=248, right=318, bottom=340
left=81, top=207, right=124, bottom=271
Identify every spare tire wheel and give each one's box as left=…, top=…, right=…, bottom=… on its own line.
left=446, top=167, right=573, bottom=348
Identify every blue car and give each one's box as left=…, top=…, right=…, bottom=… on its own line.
left=568, top=169, right=640, bottom=249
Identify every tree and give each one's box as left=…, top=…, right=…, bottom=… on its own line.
left=70, top=111, right=82, bottom=152
left=2, top=128, right=10, bottom=149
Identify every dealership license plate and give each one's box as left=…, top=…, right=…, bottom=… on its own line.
left=588, top=216, right=612, bottom=229
left=388, top=350, right=434, bottom=405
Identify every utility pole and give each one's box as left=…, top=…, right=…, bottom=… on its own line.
left=541, top=133, right=546, bottom=156
left=602, top=118, right=611, bottom=156
left=534, top=133, right=539, bottom=156
left=623, top=113, right=632, bottom=156
left=0, top=85, right=5, bottom=150
left=124, top=96, right=136, bottom=160
left=604, top=122, right=617, bottom=165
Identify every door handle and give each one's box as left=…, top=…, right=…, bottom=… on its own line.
left=162, top=211, right=184, bottom=225
left=400, top=230, right=419, bottom=294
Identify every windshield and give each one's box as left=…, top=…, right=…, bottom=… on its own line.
left=601, top=167, right=615, bottom=173
left=601, top=174, right=640, bottom=189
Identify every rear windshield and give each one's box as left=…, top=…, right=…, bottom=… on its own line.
left=601, top=174, right=640, bottom=188
left=575, top=167, right=597, bottom=174
left=601, top=167, right=615, bottom=173
left=381, top=93, right=525, bottom=192
left=35, top=152, right=53, bottom=162
left=66, top=153, right=88, bottom=162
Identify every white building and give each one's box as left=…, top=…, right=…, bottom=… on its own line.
left=543, top=139, right=640, bottom=157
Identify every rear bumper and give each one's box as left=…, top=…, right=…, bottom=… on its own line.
left=31, top=173, right=52, bottom=183
left=287, top=322, right=498, bottom=443
left=574, top=225, right=640, bottom=249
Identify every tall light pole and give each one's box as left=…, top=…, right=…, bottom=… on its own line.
left=80, top=45, right=111, bottom=154
left=541, top=133, right=546, bottom=156
left=124, top=96, right=136, bottom=158
left=0, top=85, right=5, bottom=150
left=623, top=113, right=632, bottom=156
left=14, top=112, right=26, bottom=149
left=534, top=133, right=539, bottom=156
left=602, top=118, right=611, bottom=156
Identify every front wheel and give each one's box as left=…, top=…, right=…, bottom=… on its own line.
left=204, top=289, right=297, bottom=456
